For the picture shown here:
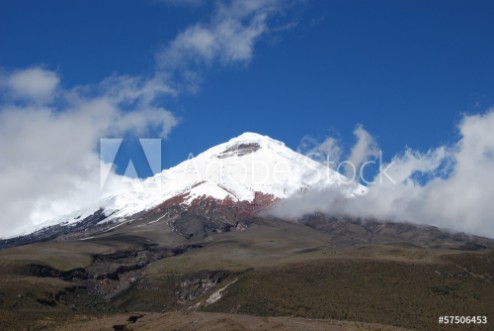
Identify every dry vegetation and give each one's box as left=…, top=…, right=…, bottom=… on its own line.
left=0, top=217, right=493, bottom=330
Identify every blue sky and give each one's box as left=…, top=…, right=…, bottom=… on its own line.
left=1, top=0, right=493, bottom=171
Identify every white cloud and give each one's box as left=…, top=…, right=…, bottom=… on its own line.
left=0, top=68, right=178, bottom=237
left=157, top=0, right=285, bottom=68
left=297, top=135, right=341, bottom=166
left=271, top=111, right=494, bottom=238
left=346, top=124, right=379, bottom=177
left=4, top=67, right=60, bottom=102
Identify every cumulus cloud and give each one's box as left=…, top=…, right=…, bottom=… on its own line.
left=345, top=124, right=379, bottom=177
left=2, top=67, right=60, bottom=102
left=156, top=0, right=300, bottom=91
left=0, top=68, right=177, bottom=237
left=271, top=111, right=494, bottom=238
left=157, top=0, right=286, bottom=68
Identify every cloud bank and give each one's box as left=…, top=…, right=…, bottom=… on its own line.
left=0, top=69, right=177, bottom=237
left=271, top=111, right=494, bottom=238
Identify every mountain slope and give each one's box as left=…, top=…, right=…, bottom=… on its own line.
left=2, top=132, right=364, bottom=241
left=1, top=133, right=494, bottom=331
left=103, top=131, right=365, bottom=218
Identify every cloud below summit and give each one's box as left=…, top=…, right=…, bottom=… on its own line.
left=272, top=110, right=494, bottom=238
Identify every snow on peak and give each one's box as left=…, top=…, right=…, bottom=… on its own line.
left=24, top=132, right=367, bottom=233
left=100, top=131, right=366, bottom=217
left=228, top=132, right=284, bottom=146
left=199, top=132, right=284, bottom=160
left=184, top=181, right=238, bottom=204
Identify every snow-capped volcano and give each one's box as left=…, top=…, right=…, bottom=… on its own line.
left=6, top=132, right=365, bottom=238
left=102, top=132, right=365, bottom=216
